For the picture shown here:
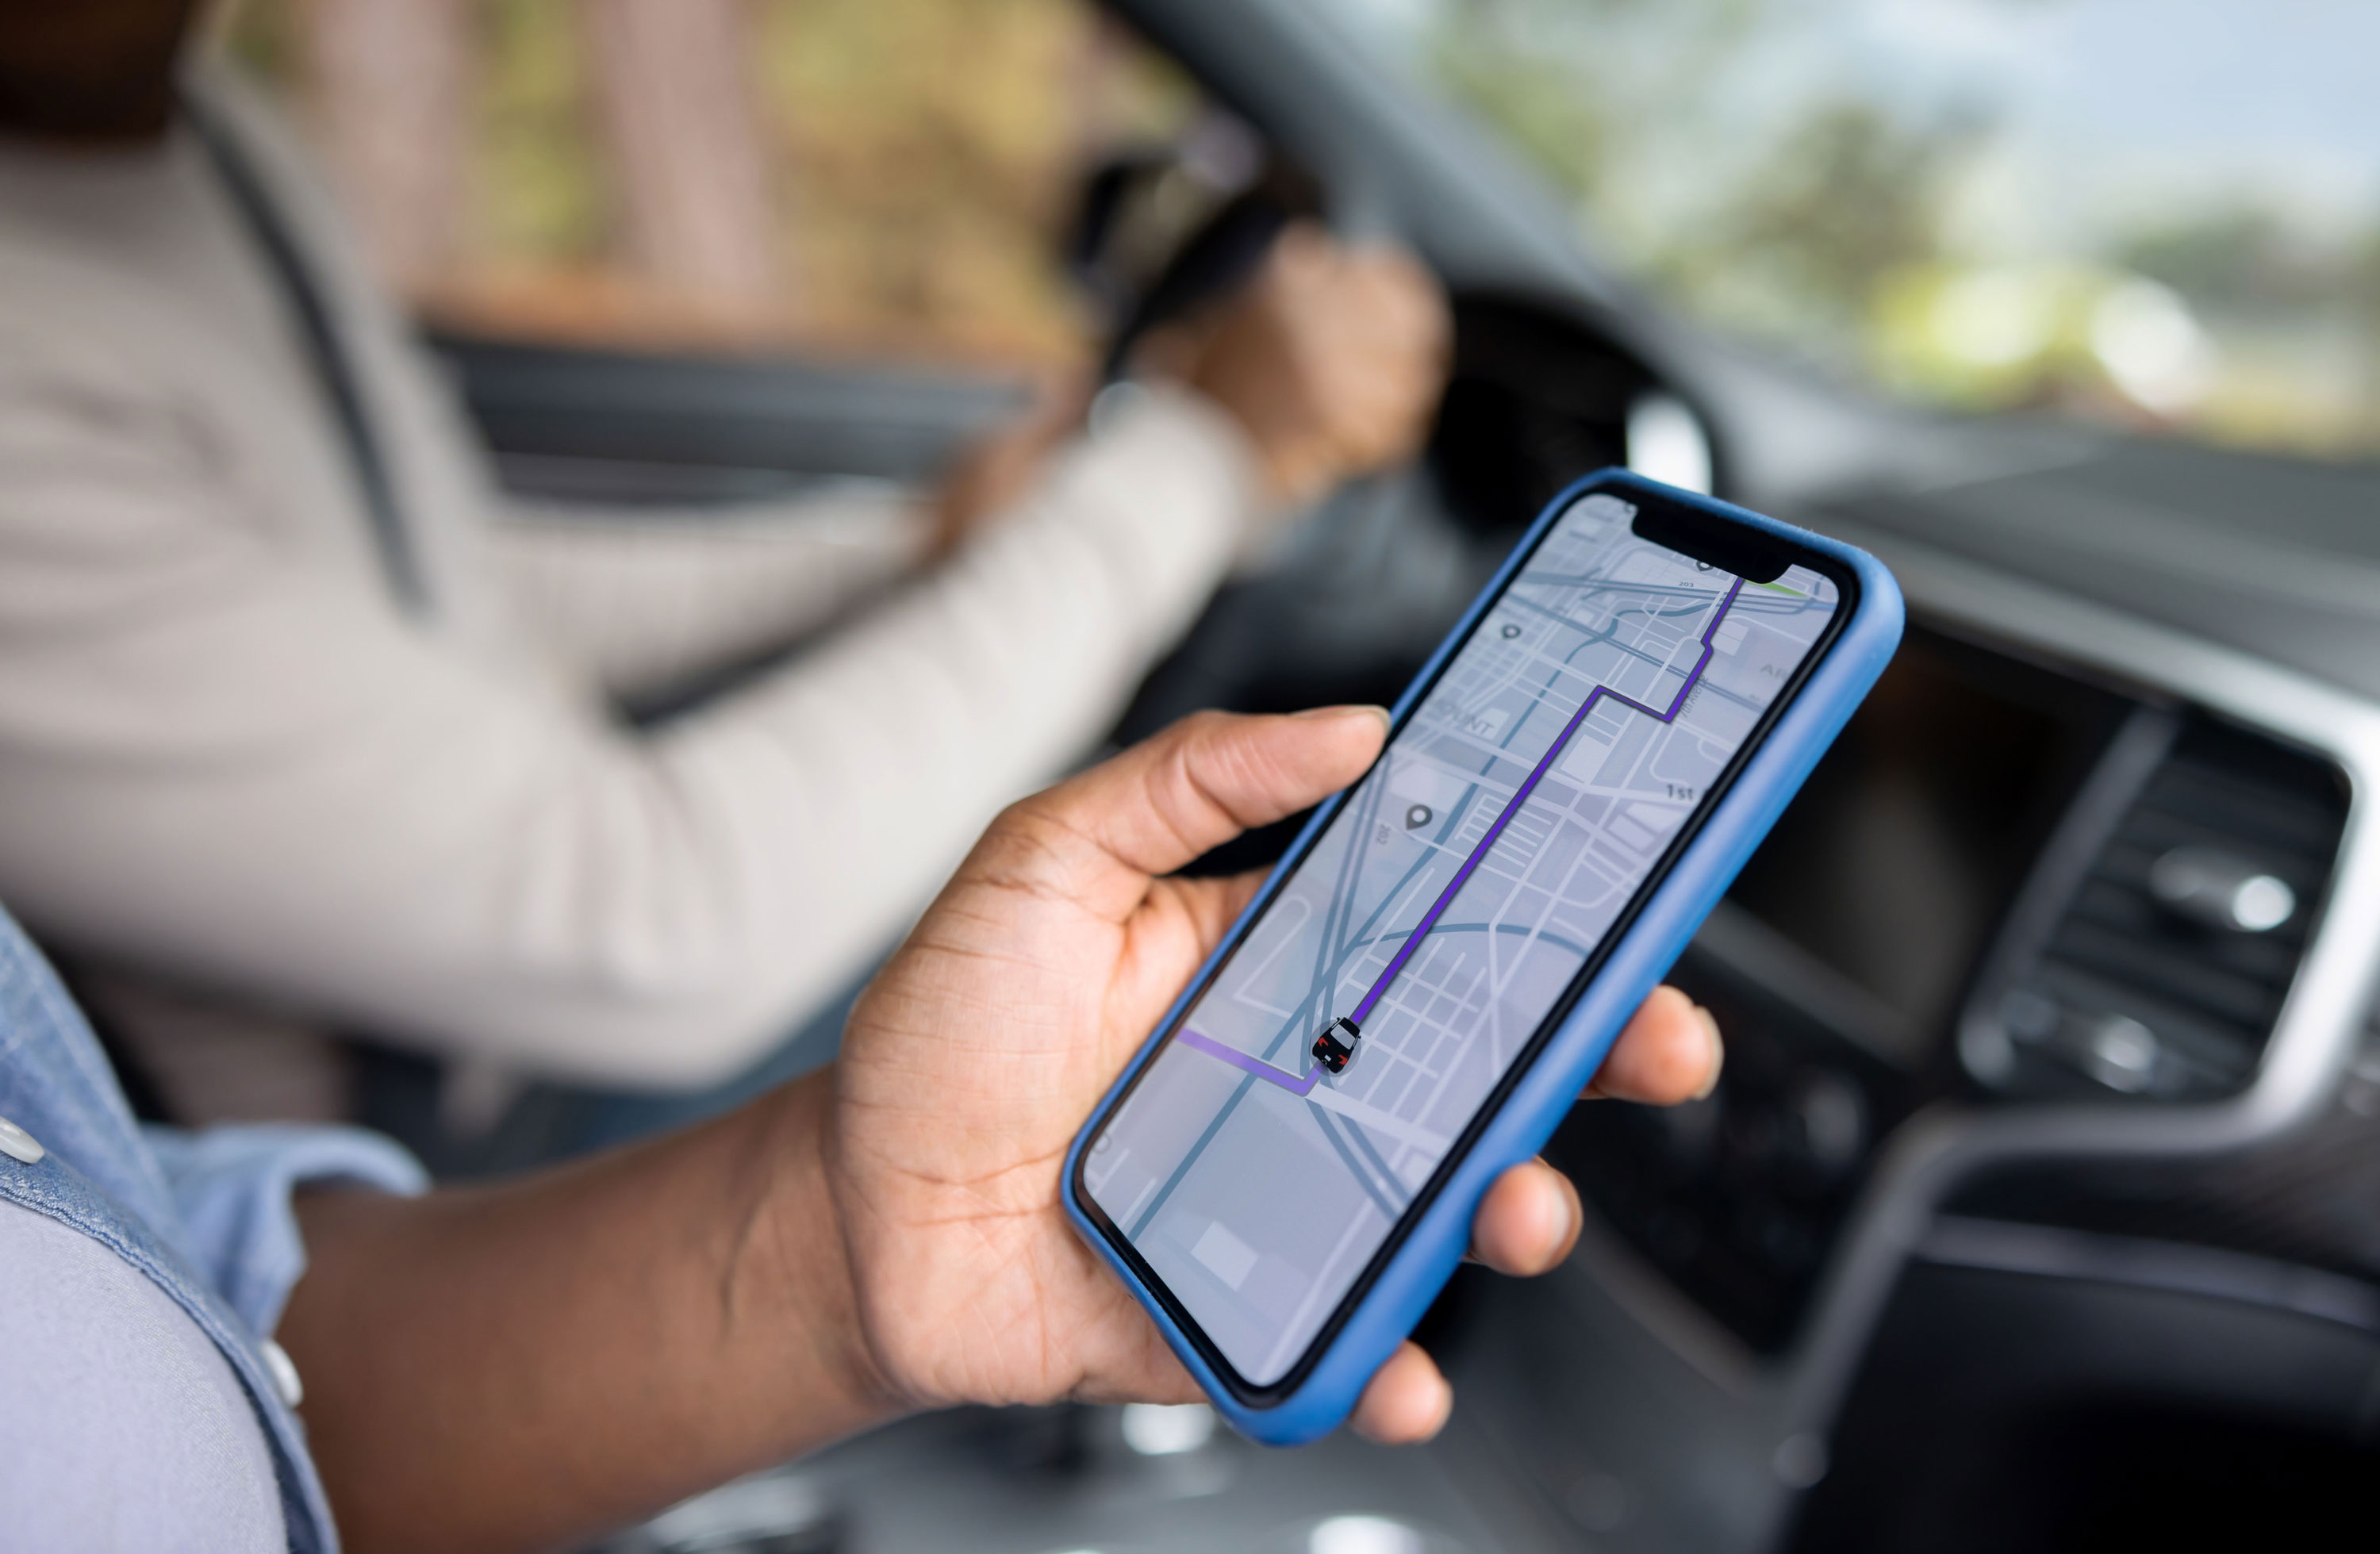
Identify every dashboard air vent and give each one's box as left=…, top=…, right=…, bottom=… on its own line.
left=1980, top=719, right=2347, bottom=1100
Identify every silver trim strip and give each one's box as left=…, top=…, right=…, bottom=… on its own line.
left=1915, top=1215, right=2380, bottom=1336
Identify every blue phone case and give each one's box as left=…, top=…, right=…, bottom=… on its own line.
left=1063, top=470, right=1904, bottom=1445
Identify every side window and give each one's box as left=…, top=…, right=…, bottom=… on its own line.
left=220, top=0, right=1210, bottom=377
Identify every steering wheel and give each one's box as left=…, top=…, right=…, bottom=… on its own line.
left=1070, top=152, right=1326, bottom=383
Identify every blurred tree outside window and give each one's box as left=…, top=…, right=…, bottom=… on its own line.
left=1319, top=0, right=2380, bottom=463
left=221, top=0, right=1204, bottom=372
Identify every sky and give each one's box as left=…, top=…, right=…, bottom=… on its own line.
left=1312, top=0, right=2380, bottom=254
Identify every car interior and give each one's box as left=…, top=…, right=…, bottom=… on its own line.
left=188, top=0, right=2380, bottom=1549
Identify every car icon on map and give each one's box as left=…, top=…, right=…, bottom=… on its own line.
left=1312, top=1016, right=1361, bottom=1074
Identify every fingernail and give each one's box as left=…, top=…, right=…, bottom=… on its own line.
left=1298, top=703, right=1392, bottom=735
left=1691, top=1003, right=1725, bottom=1101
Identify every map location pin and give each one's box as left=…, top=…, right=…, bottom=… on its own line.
left=1405, top=804, right=1433, bottom=830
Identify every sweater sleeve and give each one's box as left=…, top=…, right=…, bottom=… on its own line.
left=486, top=481, right=938, bottom=703
left=0, top=334, right=1262, bottom=1088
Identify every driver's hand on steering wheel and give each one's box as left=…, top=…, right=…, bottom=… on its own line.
left=928, top=223, right=1447, bottom=552
left=1158, top=221, right=1450, bottom=514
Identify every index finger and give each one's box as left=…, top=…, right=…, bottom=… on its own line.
left=1585, top=985, right=1722, bottom=1104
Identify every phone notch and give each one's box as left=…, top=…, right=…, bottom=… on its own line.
left=1630, top=501, right=1791, bottom=583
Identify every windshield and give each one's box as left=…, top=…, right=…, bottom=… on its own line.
left=1311, top=0, right=2380, bottom=463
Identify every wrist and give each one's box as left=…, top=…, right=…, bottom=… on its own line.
left=737, top=1071, right=904, bottom=1430
left=1128, top=376, right=1303, bottom=542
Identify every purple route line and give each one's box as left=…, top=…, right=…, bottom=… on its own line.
left=1168, top=577, right=1747, bottom=1097
left=1347, top=576, right=1745, bottom=1028
left=1177, top=1026, right=1323, bottom=1095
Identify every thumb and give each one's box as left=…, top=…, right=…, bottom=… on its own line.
left=978, top=708, right=1388, bottom=920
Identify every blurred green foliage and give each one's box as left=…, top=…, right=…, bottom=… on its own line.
left=1694, top=105, right=1975, bottom=334
left=475, top=0, right=608, bottom=267
left=754, top=0, right=1195, bottom=360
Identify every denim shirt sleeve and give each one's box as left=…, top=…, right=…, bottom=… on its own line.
left=140, top=1122, right=428, bottom=1339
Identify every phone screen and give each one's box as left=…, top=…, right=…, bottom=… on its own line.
left=1077, top=489, right=1846, bottom=1391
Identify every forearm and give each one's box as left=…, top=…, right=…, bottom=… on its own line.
left=490, top=488, right=931, bottom=701
left=280, top=1071, right=892, bottom=1554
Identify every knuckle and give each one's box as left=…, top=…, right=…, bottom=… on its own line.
left=1170, top=707, right=1240, bottom=746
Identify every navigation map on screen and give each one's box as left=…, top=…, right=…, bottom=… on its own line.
left=1081, top=493, right=1841, bottom=1386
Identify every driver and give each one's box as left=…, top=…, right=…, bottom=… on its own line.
left=0, top=4, right=1449, bottom=1118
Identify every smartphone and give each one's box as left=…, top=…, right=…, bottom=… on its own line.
left=1064, top=470, right=1902, bottom=1443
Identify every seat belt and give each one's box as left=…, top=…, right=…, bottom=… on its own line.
left=181, top=94, right=431, bottom=617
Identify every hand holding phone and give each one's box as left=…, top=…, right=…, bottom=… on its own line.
left=1067, top=472, right=1902, bottom=1442
left=825, top=700, right=1722, bottom=1445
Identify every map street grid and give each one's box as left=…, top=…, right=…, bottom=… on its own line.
left=1084, top=493, right=1840, bottom=1383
